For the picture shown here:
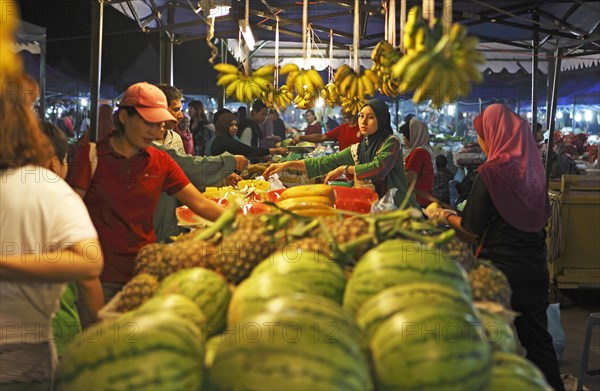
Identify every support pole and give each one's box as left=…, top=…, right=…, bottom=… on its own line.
left=545, top=48, right=562, bottom=182
left=531, top=12, right=539, bottom=135
left=159, top=5, right=174, bottom=85
left=218, top=38, right=226, bottom=109
left=89, top=0, right=104, bottom=142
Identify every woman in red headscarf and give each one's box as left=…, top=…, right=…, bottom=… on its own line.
left=425, top=104, right=563, bottom=391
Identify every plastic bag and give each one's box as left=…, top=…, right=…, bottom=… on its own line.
left=265, top=173, right=285, bottom=190
left=546, top=303, right=566, bottom=360
left=370, top=187, right=397, bottom=213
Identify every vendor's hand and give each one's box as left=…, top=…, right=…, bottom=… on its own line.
left=262, top=160, right=306, bottom=179
left=324, top=165, right=347, bottom=184
left=225, top=173, right=242, bottom=187
left=234, top=155, right=249, bottom=171
left=424, top=203, right=457, bottom=225
left=292, top=134, right=301, bottom=143
left=270, top=147, right=289, bottom=155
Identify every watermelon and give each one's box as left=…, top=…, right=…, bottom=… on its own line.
left=251, top=250, right=346, bottom=303
left=356, top=282, right=475, bottom=341
left=57, top=313, right=204, bottom=390
left=119, top=294, right=207, bottom=333
left=241, top=293, right=366, bottom=349
left=344, top=239, right=471, bottom=315
left=210, top=312, right=373, bottom=391
left=227, top=273, right=313, bottom=326
left=370, top=307, right=491, bottom=390
left=476, top=306, right=518, bottom=353
left=488, top=352, right=552, bottom=390
left=157, top=267, right=231, bottom=335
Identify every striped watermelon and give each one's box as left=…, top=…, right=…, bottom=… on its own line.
left=251, top=250, right=346, bottom=303
left=119, top=294, right=207, bottom=332
left=488, top=352, right=552, bottom=390
left=57, top=313, right=204, bottom=390
left=476, top=306, right=518, bottom=353
left=344, top=239, right=470, bottom=315
left=157, top=267, right=232, bottom=335
left=356, top=282, right=475, bottom=341
left=370, top=306, right=491, bottom=390
left=227, top=274, right=313, bottom=326
left=242, top=293, right=366, bottom=350
left=210, top=312, right=373, bottom=391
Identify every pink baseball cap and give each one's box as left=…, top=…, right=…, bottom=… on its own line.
left=118, top=82, right=176, bottom=123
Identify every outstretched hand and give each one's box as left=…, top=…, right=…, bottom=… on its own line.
left=262, top=160, right=306, bottom=179
left=423, top=202, right=457, bottom=226
left=324, top=166, right=346, bottom=184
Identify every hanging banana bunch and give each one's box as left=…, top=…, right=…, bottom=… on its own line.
left=333, top=65, right=380, bottom=102
left=370, top=41, right=402, bottom=98
left=387, top=5, right=485, bottom=108
left=280, top=63, right=324, bottom=109
left=214, top=63, right=276, bottom=103
left=340, top=95, right=366, bottom=116
left=320, top=82, right=341, bottom=108
left=262, top=84, right=294, bottom=110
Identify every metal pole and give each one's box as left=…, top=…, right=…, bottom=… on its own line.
left=545, top=49, right=555, bottom=132
left=545, top=48, right=562, bottom=182
left=89, top=0, right=104, bottom=142
left=159, top=6, right=174, bottom=85
left=531, top=12, right=539, bottom=135
left=218, top=38, right=226, bottom=109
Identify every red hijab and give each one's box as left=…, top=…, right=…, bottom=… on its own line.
left=474, top=104, right=550, bottom=232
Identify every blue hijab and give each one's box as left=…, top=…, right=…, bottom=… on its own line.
left=357, top=99, right=393, bottom=164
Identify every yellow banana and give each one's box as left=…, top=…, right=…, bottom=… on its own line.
left=280, top=63, right=300, bottom=75
left=306, top=67, right=324, bottom=90
left=279, top=184, right=334, bottom=201
left=253, top=64, right=275, bottom=78
left=360, top=74, right=374, bottom=97
left=334, top=65, right=353, bottom=84
left=338, top=72, right=356, bottom=95
left=225, top=79, right=241, bottom=98
left=449, top=23, right=467, bottom=44
left=277, top=196, right=333, bottom=209
left=217, top=73, right=240, bottom=86
left=251, top=75, right=273, bottom=92
left=214, top=63, right=239, bottom=74
left=363, top=69, right=380, bottom=88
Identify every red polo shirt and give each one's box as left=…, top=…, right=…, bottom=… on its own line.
left=67, top=137, right=190, bottom=283
left=325, top=123, right=363, bottom=151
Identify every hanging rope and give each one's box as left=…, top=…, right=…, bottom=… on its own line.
left=243, top=0, right=250, bottom=74
left=383, top=0, right=388, bottom=42
left=206, top=17, right=218, bottom=63
left=390, top=0, right=396, bottom=47
left=423, top=0, right=435, bottom=28
left=400, top=0, right=406, bottom=51
left=443, top=0, right=452, bottom=34
left=329, top=29, right=334, bottom=83
left=303, top=0, right=308, bottom=67
left=353, top=0, right=360, bottom=72
left=274, top=15, right=280, bottom=88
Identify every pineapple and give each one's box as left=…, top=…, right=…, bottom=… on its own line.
left=134, top=243, right=166, bottom=278
left=115, top=273, right=159, bottom=312
left=468, top=260, right=512, bottom=308
left=288, top=237, right=336, bottom=259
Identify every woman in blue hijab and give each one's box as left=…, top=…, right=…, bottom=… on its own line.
left=263, top=99, right=417, bottom=208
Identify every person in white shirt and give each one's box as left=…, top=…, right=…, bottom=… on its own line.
left=0, top=84, right=103, bottom=389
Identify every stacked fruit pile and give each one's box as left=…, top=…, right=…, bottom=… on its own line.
left=57, top=197, right=550, bottom=390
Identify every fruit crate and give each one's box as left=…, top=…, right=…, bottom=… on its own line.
left=97, top=292, right=125, bottom=323
left=548, top=175, right=600, bottom=289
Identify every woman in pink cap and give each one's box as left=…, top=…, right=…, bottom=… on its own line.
left=68, top=82, right=224, bottom=302
left=425, top=104, right=564, bottom=391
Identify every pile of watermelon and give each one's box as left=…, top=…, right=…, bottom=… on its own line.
left=56, top=238, right=552, bottom=390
